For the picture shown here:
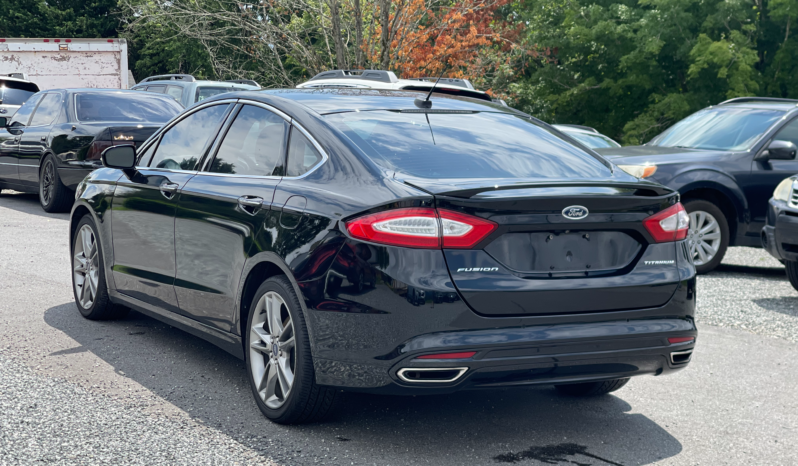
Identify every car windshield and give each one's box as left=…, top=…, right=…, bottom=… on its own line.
left=565, top=131, right=621, bottom=149
left=75, top=92, right=182, bottom=123
left=195, top=86, right=239, bottom=102
left=325, top=110, right=612, bottom=180
left=649, top=107, right=785, bottom=151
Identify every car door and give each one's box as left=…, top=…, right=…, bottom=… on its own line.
left=173, top=103, right=289, bottom=330
left=750, top=117, right=798, bottom=229
left=17, top=92, right=63, bottom=187
left=110, top=102, right=232, bottom=312
left=0, top=93, right=42, bottom=186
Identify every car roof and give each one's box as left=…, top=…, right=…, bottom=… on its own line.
left=228, top=88, right=510, bottom=115
left=133, top=80, right=258, bottom=89
left=715, top=102, right=798, bottom=111
left=49, top=88, right=183, bottom=99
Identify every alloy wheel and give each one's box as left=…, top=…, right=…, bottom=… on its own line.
left=73, top=225, right=99, bottom=309
left=688, top=210, right=722, bottom=267
left=249, top=291, right=296, bottom=409
left=41, top=161, right=55, bottom=206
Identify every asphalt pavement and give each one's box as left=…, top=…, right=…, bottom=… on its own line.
left=1, top=191, right=796, bottom=465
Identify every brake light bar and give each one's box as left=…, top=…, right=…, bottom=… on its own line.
left=643, top=202, right=689, bottom=243
left=416, top=351, right=477, bottom=359
left=345, top=208, right=497, bottom=249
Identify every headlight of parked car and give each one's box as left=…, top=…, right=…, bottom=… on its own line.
left=773, top=177, right=796, bottom=202
left=617, top=164, right=657, bottom=178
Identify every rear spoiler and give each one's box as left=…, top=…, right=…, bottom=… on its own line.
left=403, top=179, right=676, bottom=199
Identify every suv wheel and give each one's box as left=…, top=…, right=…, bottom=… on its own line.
left=785, top=260, right=798, bottom=291
left=683, top=199, right=729, bottom=274
left=245, top=276, right=338, bottom=424
left=40, top=156, right=73, bottom=213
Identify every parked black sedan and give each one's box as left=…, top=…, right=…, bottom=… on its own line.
left=71, top=89, right=697, bottom=424
left=762, top=175, right=798, bottom=290
left=598, top=97, right=798, bottom=273
left=0, top=89, right=182, bottom=212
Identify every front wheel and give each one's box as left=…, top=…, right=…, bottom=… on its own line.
left=245, top=276, right=338, bottom=424
left=72, top=215, right=129, bottom=320
left=40, top=156, right=73, bottom=213
left=683, top=199, right=729, bottom=274
left=786, top=261, right=798, bottom=292
left=555, top=378, right=630, bottom=396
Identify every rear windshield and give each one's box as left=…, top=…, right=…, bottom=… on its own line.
left=0, top=80, right=39, bottom=106
left=76, top=92, right=182, bottom=123
left=325, top=111, right=612, bottom=180
left=195, top=86, right=239, bottom=102
left=649, top=107, right=785, bottom=151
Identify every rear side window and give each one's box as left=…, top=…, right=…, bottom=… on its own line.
left=209, top=105, right=289, bottom=176
left=75, top=92, right=182, bottom=123
left=9, top=93, right=43, bottom=126
left=148, top=104, right=230, bottom=170
left=145, top=85, right=166, bottom=93
left=195, top=86, right=236, bottom=103
left=29, top=93, right=62, bottom=127
left=286, top=128, right=323, bottom=176
left=325, top=111, right=611, bottom=180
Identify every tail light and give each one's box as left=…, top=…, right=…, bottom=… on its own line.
left=345, top=208, right=497, bottom=249
left=85, top=140, right=113, bottom=161
left=643, top=202, right=689, bottom=243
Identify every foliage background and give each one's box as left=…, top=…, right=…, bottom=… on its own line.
left=2, top=0, right=797, bottom=143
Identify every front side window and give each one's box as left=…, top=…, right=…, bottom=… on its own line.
left=9, top=93, right=43, bottom=126
left=209, top=105, right=288, bottom=176
left=649, top=107, right=785, bottom=151
left=325, top=111, right=611, bottom=180
left=286, top=128, right=323, bottom=177
left=148, top=104, right=230, bottom=170
left=29, top=93, right=62, bottom=127
left=195, top=86, right=237, bottom=103
left=771, top=118, right=798, bottom=148
left=76, top=92, right=182, bottom=123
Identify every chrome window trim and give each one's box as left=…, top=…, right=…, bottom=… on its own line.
left=135, top=99, right=238, bottom=170
left=196, top=99, right=329, bottom=180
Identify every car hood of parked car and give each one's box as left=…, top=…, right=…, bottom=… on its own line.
left=595, top=145, right=730, bottom=165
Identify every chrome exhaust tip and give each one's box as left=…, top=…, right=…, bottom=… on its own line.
left=670, top=349, right=693, bottom=365
left=397, top=367, right=468, bottom=383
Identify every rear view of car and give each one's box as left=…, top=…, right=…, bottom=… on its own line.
left=0, top=74, right=40, bottom=117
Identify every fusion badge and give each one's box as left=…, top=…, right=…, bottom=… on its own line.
left=562, top=205, right=589, bottom=220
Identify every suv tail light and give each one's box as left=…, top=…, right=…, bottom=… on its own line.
left=643, top=202, right=689, bottom=243
left=346, top=208, right=497, bottom=249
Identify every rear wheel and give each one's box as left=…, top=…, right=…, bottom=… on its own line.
left=555, top=378, right=630, bottom=396
left=245, top=276, right=338, bottom=424
left=72, top=215, right=129, bottom=320
left=40, top=156, right=73, bottom=213
left=683, top=199, right=729, bottom=274
left=786, top=261, right=798, bottom=292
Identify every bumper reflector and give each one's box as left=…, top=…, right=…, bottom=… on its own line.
left=668, top=337, right=695, bottom=344
left=416, top=351, right=477, bottom=360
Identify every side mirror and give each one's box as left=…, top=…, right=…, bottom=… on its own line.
left=101, top=145, right=136, bottom=169
left=760, top=140, right=797, bottom=161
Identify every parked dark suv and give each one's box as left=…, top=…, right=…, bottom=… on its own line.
left=71, top=89, right=697, bottom=424
left=598, top=97, right=798, bottom=273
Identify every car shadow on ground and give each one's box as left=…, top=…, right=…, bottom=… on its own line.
left=711, top=263, right=786, bottom=277
left=752, top=297, right=798, bottom=317
left=0, top=191, right=69, bottom=219
left=44, top=302, right=682, bottom=466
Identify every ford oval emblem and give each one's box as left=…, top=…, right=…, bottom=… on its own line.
left=562, top=205, right=589, bottom=220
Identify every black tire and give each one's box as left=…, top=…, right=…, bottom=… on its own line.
left=245, top=276, right=338, bottom=424
left=786, top=261, right=798, bottom=292
left=555, top=378, right=630, bottom=396
left=683, top=199, right=730, bottom=274
left=71, top=215, right=129, bottom=320
left=39, top=155, right=73, bottom=213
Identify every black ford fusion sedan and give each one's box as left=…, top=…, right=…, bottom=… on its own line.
left=762, top=175, right=798, bottom=290
left=70, top=89, right=697, bottom=424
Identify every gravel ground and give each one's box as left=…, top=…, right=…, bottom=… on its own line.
left=1, top=191, right=797, bottom=466
left=0, top=350, right=276, bottom=466
left=697, top=247, right=798, bottom=342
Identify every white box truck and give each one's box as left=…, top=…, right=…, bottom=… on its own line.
left=0, top=38, right=130, bottom=90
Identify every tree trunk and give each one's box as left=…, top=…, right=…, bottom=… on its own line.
left=379, top=0, right=391, bottom=70
left=354, top=0, right=364, bottom=68
left=329, top=0, right=347, bottom=69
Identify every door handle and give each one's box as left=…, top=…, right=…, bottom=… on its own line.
left=40, top=136, right=46, bottom=141
left=238, top=196, right=264, bottom=215
left=159, top=182, right=180, bottom=199
left=12, top=137, right=19, bottom=143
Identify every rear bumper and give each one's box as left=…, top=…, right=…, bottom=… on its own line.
left=762, top=199, right=798, bottom=262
